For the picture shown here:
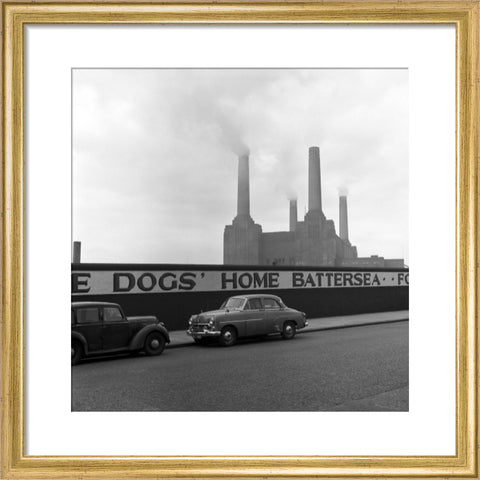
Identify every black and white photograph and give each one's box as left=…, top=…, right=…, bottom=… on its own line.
left=71, top=68, right=409, bottom=412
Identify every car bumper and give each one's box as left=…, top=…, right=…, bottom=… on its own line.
left=187, top=328, right=221, bottom=339
left=294, top=320, right=308, bottom=330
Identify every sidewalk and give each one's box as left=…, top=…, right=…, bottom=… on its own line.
left=167, top=310, right=409, bottom=348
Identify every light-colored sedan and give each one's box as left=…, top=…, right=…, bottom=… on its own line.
left=186, top=294, right=308, bottom=346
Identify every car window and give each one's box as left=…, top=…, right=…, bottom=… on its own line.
left=248, top=298, right=263, bottom=310
left=76, top=308, right=100, bottom=324
left=104, top=307, right=124, bottom=323
left=224, top=297, right=245, bottom=310
left=263, top=298, right=281, bottom=310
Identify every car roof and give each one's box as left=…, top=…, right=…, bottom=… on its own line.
left=72, top=301, right=120, bottom=308
left=230, top=294, right=283, bottom=301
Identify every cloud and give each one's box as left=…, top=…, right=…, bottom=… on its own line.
left=72, top=68, right=408, bottom=264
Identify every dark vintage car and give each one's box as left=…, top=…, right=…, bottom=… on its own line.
left=71, top=302, right=170, bottom=365
left=187, top=294, right=308, bottom=346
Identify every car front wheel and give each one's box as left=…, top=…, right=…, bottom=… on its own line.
left=219, top=326, right=237, bottom=347
left=281, top=321, right=296, bottom=340
left=71, top=340, right=83, bottom=365
left=144, top=332, right=166, bottom=356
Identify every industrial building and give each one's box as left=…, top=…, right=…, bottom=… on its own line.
left=224, top=146, right=404, bottom=268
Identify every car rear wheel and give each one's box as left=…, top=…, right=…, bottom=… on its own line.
left=144, top=332, right=166, bottom=356
left=281, top=321, right=296, bottom=340
left=71, top=340, right=83, bottom=365
left=219, top=326, right=237, bottom=347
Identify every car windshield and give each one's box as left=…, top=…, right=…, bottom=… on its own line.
left=222, top=297, right=245, bottom=310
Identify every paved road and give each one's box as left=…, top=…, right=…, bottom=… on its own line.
left=72, top=321, right=408, bottom=412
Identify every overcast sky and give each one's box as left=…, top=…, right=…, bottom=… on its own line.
left=72, top=68, right=408, bottom=265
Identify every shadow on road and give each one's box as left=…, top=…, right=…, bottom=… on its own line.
left=73, top=333, right=307, bottom=366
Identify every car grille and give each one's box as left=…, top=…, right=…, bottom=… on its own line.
left=191, top=324, right=210, bottom=332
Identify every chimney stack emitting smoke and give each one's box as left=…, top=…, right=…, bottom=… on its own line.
left=289, top=199, right=297, bottom=232
left=237, top=154, right=250, bottom=216
left=308, top=146, right=322, bottom=213
left=339, top=195, right=349, bottom=241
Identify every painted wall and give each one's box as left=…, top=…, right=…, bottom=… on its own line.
left=72, top=263, right=409, bottom=331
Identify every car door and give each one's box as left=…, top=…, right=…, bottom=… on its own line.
left=262, top=297, right=283, bottom=333
left=74, top=307, right=103, bottom=352
left=245, top=298, right=266, bottom=336
left=101, top=306, right=132, bottom=351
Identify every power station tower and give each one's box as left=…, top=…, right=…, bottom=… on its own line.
left=289, top=199, right=297, bottom=232
left=223, top=145, right=363, bottom=267
left=308, top=146, right=323, bottom=214
left=223, top=153, right=262, bottom=265
left=339, top=195, right=349, bottom=242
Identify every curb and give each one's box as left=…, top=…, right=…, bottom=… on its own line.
left=166, top=317, right=409, bottom=349
left=298, top=317, right=409, bottom=335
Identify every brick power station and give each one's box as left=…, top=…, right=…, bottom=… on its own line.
left=224, top=146, right=404, bottom=268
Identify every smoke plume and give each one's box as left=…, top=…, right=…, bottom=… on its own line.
left=214, top=116, right=250, bottom=157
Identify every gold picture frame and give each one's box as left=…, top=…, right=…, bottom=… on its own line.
left=2, top=1, right=478, bottom=478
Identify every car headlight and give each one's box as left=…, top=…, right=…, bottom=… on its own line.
left=188, top=317, right=193, bottom=325
left=208, top=319, right=214, bottom=326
